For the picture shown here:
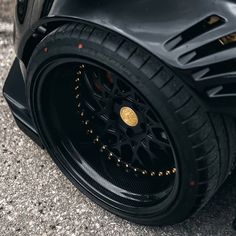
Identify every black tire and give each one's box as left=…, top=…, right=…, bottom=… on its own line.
left=26, top=23, right=236, bottom=226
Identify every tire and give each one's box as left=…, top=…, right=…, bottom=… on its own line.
left=26, top=23, right=236, bottom=226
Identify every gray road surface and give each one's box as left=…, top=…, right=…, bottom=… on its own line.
left=0, top=1, right=236, bottom=235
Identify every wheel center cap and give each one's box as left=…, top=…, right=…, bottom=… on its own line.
left=120, top=106, right=138, bottom=127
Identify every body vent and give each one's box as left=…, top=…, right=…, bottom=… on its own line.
left=187, top=59, right=236, bottom=99
left=207, top=84, right=236, bottom=98
left=179, top=33, right=236, bottom=64
left=165, top=15, right=225, bottom=51
left=192, top=59, right=236, bottom=81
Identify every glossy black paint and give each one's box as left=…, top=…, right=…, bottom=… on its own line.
left=4, top=0, right=236, bottom=142
left=15, top=0, right=236, bottom=67
left=3, top=59, right=44, bottom=147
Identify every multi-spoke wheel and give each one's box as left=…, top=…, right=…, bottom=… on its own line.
left=75, top=64, right=176, bottom=178
left=26, top=23, right=236, bottom=226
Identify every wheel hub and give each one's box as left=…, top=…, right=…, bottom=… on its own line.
left=119, top=106, right=139, bottom=127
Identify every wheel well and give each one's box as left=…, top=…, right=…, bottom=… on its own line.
left=22, top=21, right=72, bottom=67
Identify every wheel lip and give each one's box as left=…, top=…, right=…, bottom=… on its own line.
left=28, top=55, right=181, bottom=218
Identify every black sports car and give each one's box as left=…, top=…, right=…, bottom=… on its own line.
left=3, top=0, right=236, bottom=226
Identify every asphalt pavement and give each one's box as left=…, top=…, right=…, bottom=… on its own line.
left=0, top=1, right=236, bottom=235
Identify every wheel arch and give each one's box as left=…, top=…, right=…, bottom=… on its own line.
left=21, top=16, right=236, bottom=118
left=18, top=0, right=236, bottom=117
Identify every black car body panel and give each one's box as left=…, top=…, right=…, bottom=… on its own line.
left=3, top=59, right=44, bottom=148
left=4, top=0, right=236, bottom=143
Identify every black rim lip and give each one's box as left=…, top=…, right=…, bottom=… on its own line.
left=29, top=56, right=180, bottom=216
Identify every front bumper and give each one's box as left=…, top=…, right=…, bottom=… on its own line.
left=3, top=58, right=44, bottom=148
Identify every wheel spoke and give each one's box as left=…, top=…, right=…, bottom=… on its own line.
left=132, top=146, right=147, bottom=167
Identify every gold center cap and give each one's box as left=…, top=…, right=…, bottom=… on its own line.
left=120, top=106, right=138, bottom=127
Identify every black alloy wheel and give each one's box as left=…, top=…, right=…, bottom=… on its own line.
left=26, top=23, right=236, bottom=226
left=75, top=64, right=177, bottom=179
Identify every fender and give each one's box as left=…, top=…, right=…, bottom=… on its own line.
left=13, top=0, right=236, bottom=115
left=49, top=0, right=236, bottom=70
left=16, top=0, right=236, bottom=67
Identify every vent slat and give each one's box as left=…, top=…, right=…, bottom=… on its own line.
left=207, top=86, right=223, bottom=98
left=197, top=71, right=236, bottom=81
left=192, top=59, right=236, bottom=81
left=179, top=51, right=197, bottom=64
left=207, top=85, right=236, bottom=98
left=165, top=15, right=225, bottom=51
left=192, top=68, right=210, bottom=81
left=179, top=35, right=236, bottom=64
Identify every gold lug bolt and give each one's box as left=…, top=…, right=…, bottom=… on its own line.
left=161, top=132, right=168, bottom=140
left=166, top=170, right=170, bottom=176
